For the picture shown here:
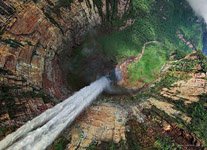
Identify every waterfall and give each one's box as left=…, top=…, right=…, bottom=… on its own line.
left=0, top=77, right=110, bottom=150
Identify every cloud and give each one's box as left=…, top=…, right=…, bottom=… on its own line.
left=187, top=0, right=207, bottom=23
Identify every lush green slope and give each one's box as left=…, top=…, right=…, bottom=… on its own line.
left=70, top=0, right=203, bottom=85
left=128, top=43, right=167, bottom=83
left=99, top=0, right=202, bottom=84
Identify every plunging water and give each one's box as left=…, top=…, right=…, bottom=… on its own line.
left=0, top=77, right=110, bottom=150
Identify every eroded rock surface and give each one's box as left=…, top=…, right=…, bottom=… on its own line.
left=0, top=0, right=130, bottom=98
left=67, top=103, right=128, bottom=150
left=161, top=72, right=207, bottom=104
left=0, top=0, right=130, bottom=134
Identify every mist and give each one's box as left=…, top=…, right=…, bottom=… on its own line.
left=186, top=0, right=207, bottom=23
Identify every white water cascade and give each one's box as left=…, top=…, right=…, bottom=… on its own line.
left=0, top=77, right=110, bottom=150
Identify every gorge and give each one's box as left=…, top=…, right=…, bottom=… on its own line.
left=0, top=0, right=207, bottom=149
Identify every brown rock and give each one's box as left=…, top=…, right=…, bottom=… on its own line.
left=161, top=72, right=207, bottom=104
left=67, top=103, right=128, bottom=150
left=9, top=4, right=42, bottom=35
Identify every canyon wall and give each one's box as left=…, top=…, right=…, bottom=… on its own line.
left=0, top=0, right=130, bottom=136
left=0, top=0, right=130, bottom=99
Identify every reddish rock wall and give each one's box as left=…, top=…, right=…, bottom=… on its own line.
left=0, top=0, right=130, bottom=99
left=0, top=0, right=130, bottom=136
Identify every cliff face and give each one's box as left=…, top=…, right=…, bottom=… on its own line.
left=0, top=0, right=130, bottom=99
left=0, top=0, right=130, bottom=137
left=1, top=1, right=206, bottom=149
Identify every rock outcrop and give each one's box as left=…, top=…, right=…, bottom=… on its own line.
left=67, top=103, right=128, bottom=150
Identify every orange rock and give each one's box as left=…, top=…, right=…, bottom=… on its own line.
left=68, top=103, right=128, bottom=149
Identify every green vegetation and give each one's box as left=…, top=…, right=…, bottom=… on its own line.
left=125, top=118, right=183, bottom=150
left=170, top=51, right=207, bottom=73
left=124, top=0, right=202, bottom=83
left=187, top=101, right=207, bottom=145
left=128, top=43, right=167, bottom=83
left=86, top=140, right=127, bottom=150
left=152, top=74, right=180, bottom=92
left=143, top=51, right=207, bottom=92
left=150, top=53, right=207, bottom=145
left=171, top=59, right=199, bottom=72
left=97, top=29, right=141, bottom=61
left=172, top=96, right=207, bottom=145
left=53, top=137, right=68, bottom=150
left=87, top=141, right=97, bottom=150
left=70, top=0, right=202, bottom=84
left=154, top=137, right=181, bottom=150
left=197, top=51, right=207, bottom=72
left=151, top=71, right=190, bottom=94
